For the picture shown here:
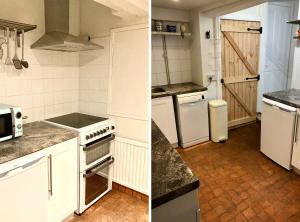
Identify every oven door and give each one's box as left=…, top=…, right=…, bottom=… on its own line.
left=0, top=112, right=13, bottom=143
left=80, top=134, right=115, bottom=171
left=78, top=155, right=114, bottom=214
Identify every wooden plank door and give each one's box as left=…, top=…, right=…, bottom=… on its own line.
left=221, top=19, right=261, bottom=128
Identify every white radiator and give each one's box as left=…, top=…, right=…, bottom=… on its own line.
left=111, top=137, right=149, bottom=195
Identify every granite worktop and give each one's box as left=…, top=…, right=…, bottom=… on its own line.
left=152, top=82, right=207, bottom=99
left=263, top=89, right=300, bottom=108
left=0, top=121, right=77, bottom=165
left=152, top=121, right=199, bottom=208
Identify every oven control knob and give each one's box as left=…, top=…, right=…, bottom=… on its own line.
left=111, top=126, right=115, bottom=130
left=100, top=130, right=104, bottom=134
left=93, top=132, right=97, bottom=137
left=86, top=135, right=90, bottom=140
left=97, top=131, right=100, bottom=135
left=90, top=134, right=94, bottom=138
left=103, top=129, right=107, bottom=133
left=16, top=112, right=22, bottom=119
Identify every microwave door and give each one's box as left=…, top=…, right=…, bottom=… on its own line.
left=0, top=113, right=13, bottom=142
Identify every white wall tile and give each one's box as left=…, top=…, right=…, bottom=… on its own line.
left=78, top=36, right=110, bottom=116
left=152, top=35, right=192, bottom=86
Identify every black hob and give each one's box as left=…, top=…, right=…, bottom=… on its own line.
left=46, top=113, right=108, bottom=129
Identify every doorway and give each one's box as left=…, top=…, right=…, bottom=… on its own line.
left=219, top=1, right=296, bottom=128
left=220, top=19, right=260, bottom=127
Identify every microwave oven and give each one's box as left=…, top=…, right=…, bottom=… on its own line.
left=0, top=104, right=23, bottom=143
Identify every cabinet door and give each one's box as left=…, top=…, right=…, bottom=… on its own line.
left=152, top=96, right=178, bottom=146
left=47, top=138, right=78, bottom=222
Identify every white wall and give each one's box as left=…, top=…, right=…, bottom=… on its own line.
left=291, top=0, right=300, bottom=88
left=78, top=37, right=110, bottom=117
left=80, top=0, right=147, bottom=37
left=190, top=11, right=218, bottom=99
left=152, top=35, right=192, bottom=86
left=0, top=0, right=79, bottom=123
left=152, top=6, right=191, bottom=22
left=79, top=1, right=149, bottom=142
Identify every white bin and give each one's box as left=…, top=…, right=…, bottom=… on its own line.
left=209, top=100, right=228, bottom=143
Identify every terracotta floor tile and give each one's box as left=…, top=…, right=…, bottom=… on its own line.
left=177, top=123, right=300, bottom=222
left=65, top=190, right=148, bottom=222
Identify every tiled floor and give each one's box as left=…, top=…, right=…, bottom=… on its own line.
left=65, top=190, right=148, bottom=222
left=177, top=123, right=300, bottom=222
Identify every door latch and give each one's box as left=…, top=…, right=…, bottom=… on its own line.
left=247, top=27, right=263, bottom=34
left=245, top=75, right=260, bottom=81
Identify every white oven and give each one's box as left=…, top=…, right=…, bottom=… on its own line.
left=77, top=132, right=115, bottom=214
left=44, top=113, right=116, bottom=215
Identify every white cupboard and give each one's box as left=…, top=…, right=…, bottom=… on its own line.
left=108, top=24, right=149, bottom=121
left=0, top=152, right=48, bottom=222
left=47, top=138, right=78, bottom=222
left=152, top=96, right=178, bottom=146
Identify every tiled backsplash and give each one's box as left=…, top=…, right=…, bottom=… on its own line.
left=152, top=35, right=192, bottom=86
left=0, top=34, right=79, bottom=123
left=79, top=37, right=110, bottom=116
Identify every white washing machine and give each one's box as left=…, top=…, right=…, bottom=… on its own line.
left=175, top=91, right=209, bottom=148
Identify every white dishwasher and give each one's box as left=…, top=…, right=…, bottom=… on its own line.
left=175, top=91, right=209, bottom=148
left=0, top=151, right=48, bottom=222
left=261, top=98, right=296, bottom=170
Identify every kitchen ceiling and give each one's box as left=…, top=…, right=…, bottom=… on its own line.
left=152, top=0, right=228, bottom=10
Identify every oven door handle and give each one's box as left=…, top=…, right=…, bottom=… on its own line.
left=83, top=134, right=115, bottom=151
left=83, top=157, right=114, bottom=178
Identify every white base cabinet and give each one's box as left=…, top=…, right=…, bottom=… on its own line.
left=47, top=138, right=78, bottom=222
left=152, top=96, right=178, bottom=146
left=0, top=152, right=48, bottom=222
left=152, top=189, right=200, bottom=222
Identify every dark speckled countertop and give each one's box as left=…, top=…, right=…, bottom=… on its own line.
left=0, top=121, right=77, bottom=165
left=263, top=89, right=300, bottom=108
left=152, top=82, right=207, bottom=99
left=152, top=121, right=199, bottom=208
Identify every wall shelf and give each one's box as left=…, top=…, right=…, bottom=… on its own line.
left=0, top=19, right=37, bottom=34
left=287, top=20, right=300, bottom=24
left=152, top=31, right=191, bottom=37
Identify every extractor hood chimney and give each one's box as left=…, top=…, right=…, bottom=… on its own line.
left=31, top=0, right=103, bottom=52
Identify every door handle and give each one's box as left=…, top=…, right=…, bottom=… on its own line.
left=295, top=114, right=300, bottom=143
left=0, top=153, right=45, bottom=179
left=48, top=154, right=53, bottom=197
left=84, top=157, right=114, bottom=178
left=245, top=75, right=260, bottom=81
left=83, top=134, right=115, bottom=151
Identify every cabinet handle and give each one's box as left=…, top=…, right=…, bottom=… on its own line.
left=196, top=208, right=201, bottom=222
left=295, top=115, right=300, bottom=143
left=48, top=154, right=53, bottom=197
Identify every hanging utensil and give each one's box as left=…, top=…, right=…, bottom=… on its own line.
left=20, top=30, right=28, bottom=68
left=5, top=27, right=12, bottom=65
left=12, top=28, right=22, bottom=69
left=0, top=37, right=6, bottom=60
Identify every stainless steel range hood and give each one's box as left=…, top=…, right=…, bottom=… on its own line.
left=31, top=0, right=103, bottom=52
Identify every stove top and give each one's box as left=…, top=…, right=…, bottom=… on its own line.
left=45, top=113, right=108, bottom=129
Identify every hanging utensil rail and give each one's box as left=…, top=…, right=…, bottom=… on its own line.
left=0, top=19, right=36, bottom=34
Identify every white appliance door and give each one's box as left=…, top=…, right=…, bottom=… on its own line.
left=178, top=98, right=209, bottom=147
left=261, top=99, right=296, bottom=170
left=0, top=152, right=48, bottom=222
